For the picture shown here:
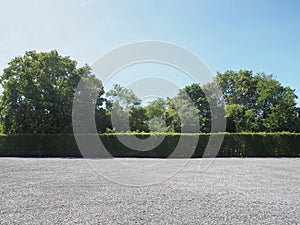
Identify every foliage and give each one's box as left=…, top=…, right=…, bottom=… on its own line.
left=0, top=50, right=299, bottom=134
left=216, top=70, right=300, bottom=132
left=165, top=95, right=199, bottom=133
left=129, top=107, right=149, bottom=132
left=105, top=84, right=140, bottom=111
left=105, top=84, right=147, bottom=132
left=144, top=98, right=167, bottom=132
left=177, top=84, right=211, bottom=132
left=0, top=50, right=104, bottom=134
left=0, top=133, right=299, bottom=157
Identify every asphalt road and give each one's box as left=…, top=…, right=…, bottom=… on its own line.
left=0, top=158, right=299, bottom=224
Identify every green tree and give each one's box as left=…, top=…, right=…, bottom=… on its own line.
left=202, top=81, right=226, bottom=132
left=144, top=98, right=167, bottom=132
left=0, top=50, right=104, bottom=134
left=106, top=84, right=140, bottom=111
left=216, top=70, right=300, bottom=132
left=164, top=95, right=199, bottom=133
left=256, top=74, right=300, bottom=132
left=164, top=104, right=181, bottom=133
left=177, top=83, right=211, bottom=132
left=129, top=107, right=149, bottom=132
left=105, top=84, right=148, bottom=132
left=216, top=70, right=258, bottom=132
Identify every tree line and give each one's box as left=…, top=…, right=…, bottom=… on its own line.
left=1, top=50, right=299, bottom=134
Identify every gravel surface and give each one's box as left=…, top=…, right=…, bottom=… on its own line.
left=0, top=158, right=299, bottom=224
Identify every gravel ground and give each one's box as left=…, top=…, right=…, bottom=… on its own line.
left=0, top=158, right=299, bottom=224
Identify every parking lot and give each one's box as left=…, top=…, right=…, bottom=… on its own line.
left=0, top=158, right=299, bottom=224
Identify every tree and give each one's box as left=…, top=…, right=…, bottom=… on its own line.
left=129, top=107, right=149, bottom=132
left=164, top=95, right=199, bottom=133
left=177, top=83, right=211, bottom=132
left=106, top=84, right=140, bottom=111
left=216, top=70, right=258, bottom=132
left=105, top=84, right=148, bottom=132
left=0, top=50, right=104, bottom=134
left=256, top=74, right=300, bottom=132
left=144, top=98, right=167, bottom=132
left=202, top=81, right=226, bottom=132
left=164, top=103, right=181, bottom=133
left=216, top=70, right=300, bottom=132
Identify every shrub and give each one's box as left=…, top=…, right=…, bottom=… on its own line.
left=0, top=133, right=299, bottom=157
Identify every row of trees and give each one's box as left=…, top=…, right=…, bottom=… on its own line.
left=1, top=50, right=299, bottom=134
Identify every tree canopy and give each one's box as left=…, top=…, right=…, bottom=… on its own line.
left=0, top=51, right=299, bottom=134
left=216, top=70, right=300, bottom=132
left=0, top=50, right=104, bottom=133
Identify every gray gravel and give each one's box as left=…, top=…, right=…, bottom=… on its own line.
left=0, top=158, right=299, bottom=224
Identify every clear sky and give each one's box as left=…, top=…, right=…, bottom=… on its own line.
left=1, top=0, right=300, bottom=102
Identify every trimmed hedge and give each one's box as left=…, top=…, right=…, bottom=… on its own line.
left=0, top=134, right=81, bottom=157
left=0, top=133, right=299, bottom=157
left=217, top=133, right=300, bottom=157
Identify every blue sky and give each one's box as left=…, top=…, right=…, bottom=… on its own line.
left=1, top=0, right=300, bottom=102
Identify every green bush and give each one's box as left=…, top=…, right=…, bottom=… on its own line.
left=0, top=133, right=299, bottom=157
left=0, top=134, right=81, bottom=157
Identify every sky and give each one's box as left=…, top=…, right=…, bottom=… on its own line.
left=1, top=0, right=300, bottom=102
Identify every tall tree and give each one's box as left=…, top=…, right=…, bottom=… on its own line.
left=164, top=100, right=181, bottom=133
left=256, top=74, right=300, bottom=132
left=0, top=50, right=104, bottom=133
left=144, top=98, right=167, bottom=132
left=216, top=70, right=300, bottom=132
left=105, top=84, right=148, bottom=132
left=177, top=83, right=211, bottom=132
left=164, top=95, right=199, bottom=133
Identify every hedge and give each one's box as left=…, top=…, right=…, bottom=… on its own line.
left=0, top=133, right=299, bottom=157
